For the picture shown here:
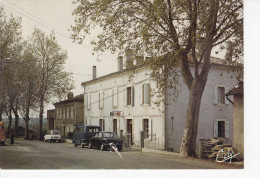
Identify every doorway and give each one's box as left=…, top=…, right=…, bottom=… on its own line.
left=127, top=119, right=133, bottom=145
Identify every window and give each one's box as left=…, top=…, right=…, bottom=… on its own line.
left=99, top=91, right=104, bottom=109
left=87, top=94, right=91, bottom=110
left=214, top=86, right=229, bottom=105
left=218, top=87, right=225, bottom=104
left=214, top=120, right=229, bottom=138
left=112, top=88, right=118, bottom=108
left=142, top=83, right=150, bottom=105
left=126, top=86, right=134, bottom=106
left=218, top=121, right=225, bottom=138
left=71, top=108, right=73, bottom=119
left=67, top=109, right=69, bottom=119
left=113, top=119, right=117, bottom=134
left=143, top=119, right=149, bottom=138
left=99, top=119, right=105, bottom=131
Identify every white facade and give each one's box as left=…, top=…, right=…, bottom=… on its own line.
left=83, top=68, right=165, bottom=149
left=165, top=66, right=239, bottom=153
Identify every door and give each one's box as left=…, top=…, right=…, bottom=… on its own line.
left=127, top=119, right=133, bottom=145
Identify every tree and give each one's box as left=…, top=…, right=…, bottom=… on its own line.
left=27, top=28, right=74, bottom=140
left=0, top=6, right=22, bottom=123
left=19, top=41, right=40, bottom=139
left=71, top=0, right=243, bottom=156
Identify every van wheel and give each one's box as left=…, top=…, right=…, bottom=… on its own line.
left=100, top=144, right=105, bottom=151
left=81, top=142, right=84, bottom=148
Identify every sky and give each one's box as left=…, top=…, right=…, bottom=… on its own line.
left=0, top=0, right=260, bottom=177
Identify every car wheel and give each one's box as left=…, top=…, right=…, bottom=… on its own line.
left=48, top=139, right=51, bottom=143
left=74, top=142, right=77, bottom=147
left=100, top=144, right=105, bottom=151
left=88, top=142, right=92, bottom=149
left=81, top=142, right=84, bottom=148
left=44, top=138, right=46, bottom=142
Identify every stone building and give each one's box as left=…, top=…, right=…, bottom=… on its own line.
left=54, top=93, right=84, bottom=137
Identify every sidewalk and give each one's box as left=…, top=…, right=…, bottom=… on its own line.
left=141, top=147, right=244, bottom=167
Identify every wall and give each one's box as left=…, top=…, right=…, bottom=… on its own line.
left=165, top=66, right=238, bottom=153
left=83, top=68, right=165, bottom=149
left=233, top=95, right=244, bottom=158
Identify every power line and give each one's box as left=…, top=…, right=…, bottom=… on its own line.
left=4, top=1, right=118, bottom=63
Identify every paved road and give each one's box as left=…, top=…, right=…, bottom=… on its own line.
left=0, top=138, right=243, bottom=169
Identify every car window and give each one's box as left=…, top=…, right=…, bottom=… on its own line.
left=52, top=130, right=60, bottom=135
left=103, top=132, right=117, bottom=138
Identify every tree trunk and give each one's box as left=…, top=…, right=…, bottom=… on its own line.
left=24, top=118, right=30, bottom=140
left=179, top=80, right=205, bottom=157
left=38, top=99, right=44, bottom=141
left=6, top=109, right=12, bottom=138
left=179, top=47, right=212, bottom=157
left=14, top=111, right=19, bottom=137
left=24, top=105, right=30, bottom=140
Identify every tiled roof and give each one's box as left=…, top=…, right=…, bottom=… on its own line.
left=54, top=94, right=84, bottom=105
left=226, top=82, right=244, bottom=96
left=82, top=57, right=243, bottom=86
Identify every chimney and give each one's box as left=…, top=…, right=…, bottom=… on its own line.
left=118, top=56, right=123, bottom=71
left=67, top=92, right=73, bottom=100
left=93, top=66, right=96, bottom=79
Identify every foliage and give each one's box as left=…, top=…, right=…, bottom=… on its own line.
left=71, top=0, right=243, bottom=156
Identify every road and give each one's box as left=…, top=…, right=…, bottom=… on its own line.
left=0, top=138, right=243, bottom=169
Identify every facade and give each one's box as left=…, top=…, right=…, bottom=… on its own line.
left=226, top=81, right=244, bottom=159
left=165, top=65, right=240, bottom=153
left=82, top=66, right=165, bottom=149
left=82, top=55, right=240, bottom=152
left=54, top=93, right=84, bottom=137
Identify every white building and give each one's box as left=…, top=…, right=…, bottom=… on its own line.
left=82, top=63, right=165, bottom=149
left=82, top=55, right=240, bottom=152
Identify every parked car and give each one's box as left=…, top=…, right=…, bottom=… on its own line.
left=88, top=131, right=123, bottom=151
left=44, top=130, right=61, bottom=143
left=73, top=125, right=101, bottom=148
left=0, top=121, right=5, bottom=146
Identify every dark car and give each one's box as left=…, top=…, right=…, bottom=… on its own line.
left=88, top=131, right=123, bottom=151
left=73, top=125, right=101, bottom=148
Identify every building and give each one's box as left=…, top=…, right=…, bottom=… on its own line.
left=54, top=93, right=84, bottom=137
left=82, top=54, right=241, bottom=152
left=165, top=63, right=240, bottom=153
left=82, top=64, right=165, bottom=149
left=47, top=109, right=55, bottom=130
left=226, top=81, right=244, bottom=160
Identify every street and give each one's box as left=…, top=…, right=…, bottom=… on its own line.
left=0, top=138, right=243, bottom=169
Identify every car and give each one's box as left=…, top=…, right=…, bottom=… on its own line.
left=73, top=125, right=101, bottom=148
left=88, top=131, right=123, bottom=151
left=0, top=121, right=5, bottom=146
left=44, top=130, right=61, bottom=143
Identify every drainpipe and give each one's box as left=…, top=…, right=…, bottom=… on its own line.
left=225, top=94, right=234, bottom=105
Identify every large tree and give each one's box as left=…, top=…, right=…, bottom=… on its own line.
left=71, top=0, right=243, bottom=156
left=27, top=28, right=74, bottom=140
left=0, top=6, right=22, bottom=123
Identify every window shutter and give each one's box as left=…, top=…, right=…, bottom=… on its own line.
left=225, top=87, right=229, bottom=104
left=114, top=88, right=118, bottom=108
left=214, top=86, right=218, bottom=104
left=225, top=121, right=230, bottom=138
left=143, top=83, right=150, bottom=105
left=149, top=119, right=152, bottom=140
left=140, top=119, right=143, bottom=131
left=131, top=86, right=135, bottom=106
left=139, top=85, right=143, bottom=105
left=125, top=87, right=127, bottom=106
left=99, top=91, right=104, bottom=109
left=213, top=121, right=218, bottom=138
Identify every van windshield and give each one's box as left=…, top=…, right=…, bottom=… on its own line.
left=87, top=127, right=100, bottom=133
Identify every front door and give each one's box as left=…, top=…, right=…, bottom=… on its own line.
left=127, top=119, right=133, bottom=144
